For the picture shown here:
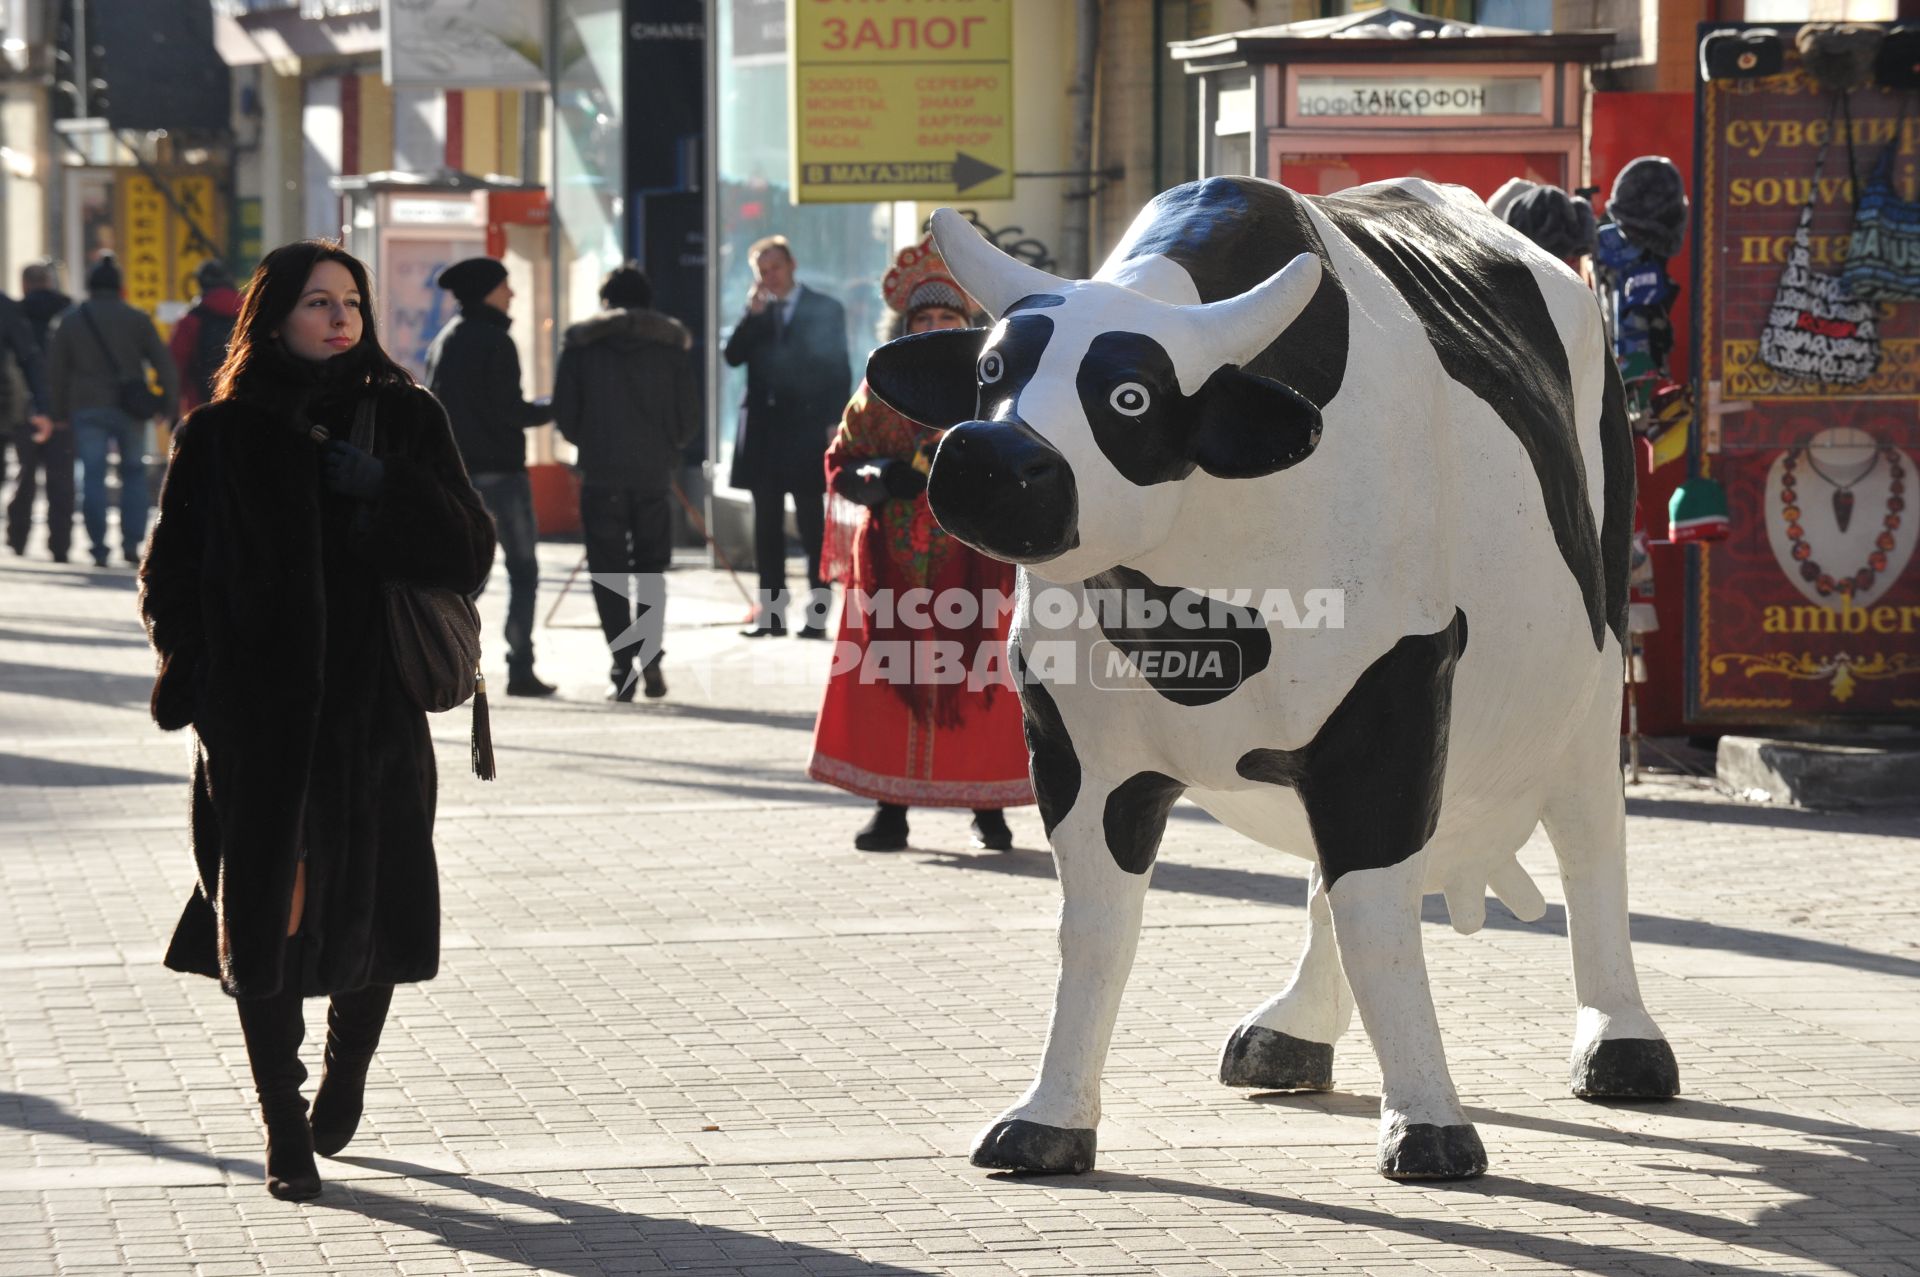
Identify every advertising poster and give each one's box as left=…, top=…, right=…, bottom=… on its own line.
left=1691, top=28, right=1920, bottom=722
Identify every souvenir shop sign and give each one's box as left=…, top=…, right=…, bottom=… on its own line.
left=1691, top=29, right=1920, bottom=723
left=789, top=0, right=1014, bottom=203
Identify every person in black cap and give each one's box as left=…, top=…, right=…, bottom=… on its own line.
left=425, top=256, right=557, bottom=696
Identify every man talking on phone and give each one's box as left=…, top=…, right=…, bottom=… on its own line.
left=722, top=235, right=851, bottom=638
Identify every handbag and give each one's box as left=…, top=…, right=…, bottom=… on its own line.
left=1841, top=96, right=1920, bottom=301
left=349, top=397, right=497, bottom=780
left=79, top=303, right=168, bottom=419
left=1760, top=96, right=1881, bottom=386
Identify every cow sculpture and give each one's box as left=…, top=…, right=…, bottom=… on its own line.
left=865, top=176, right=1679, bottom=1182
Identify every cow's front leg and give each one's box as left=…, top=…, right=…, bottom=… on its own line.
left=1220, top=864, right=1353, bottom=1090
left=971, top=770, right=1182, bottom=1175
left=1544, top=720, right=1679, bottom=1100
left=1328, top=855, right=1486, bottom=1180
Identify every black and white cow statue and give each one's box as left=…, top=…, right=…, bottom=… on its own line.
left=865, top=176, right=1679, bottom=1182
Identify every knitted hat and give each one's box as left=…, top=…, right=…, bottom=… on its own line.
left=1669, top=476, right=1731, bottom=544
left=86, top=256, right=123, bottom=293
left=1608, top=157, right=1689, bottom=260
left=1501, top=183, right=1598, bottom=260
left=883, top=235, right=973, bottom=318
left=436, top=256, right=509, bottom=308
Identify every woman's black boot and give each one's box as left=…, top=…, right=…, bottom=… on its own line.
left=854, top=802, right=909, bottom=851
left=310, top=983, right=394, bottom=1157
left=970, top=808, right=1014, bottom=851
left=235, top=979, right=320, bottom=1201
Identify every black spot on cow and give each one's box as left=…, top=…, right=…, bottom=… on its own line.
left=1103, top=771, right=1186, bottom=875
left=1119, top=176, right=1349, bottom=411
left=980, top=314, right=1055, bottom=422
left=1312, top=186, right=1608, bottom=651
left=1006, top=293, right=1065, bottom=312
left=1236, top=610, right=1467, bottom=887
left=1075, top=332, right=1322, bottom=487
left=1083, top=565, right=1271, bottom=707
left=1013, top=644, right=1081, bottom=837
left=1598, top=356, right=1635, bottom=648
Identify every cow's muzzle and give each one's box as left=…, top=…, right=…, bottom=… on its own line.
left=927, top=420, right=1079, bottom=564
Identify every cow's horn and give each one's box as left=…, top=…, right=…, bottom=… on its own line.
left=929, top=207, right=1067, bottom=319
left=1189, top=252, right=1323, bottom=367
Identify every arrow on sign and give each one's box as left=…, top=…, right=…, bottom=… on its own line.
left=804, top=152, right=1006, bottom=192
left=951, top=151, right=1004, bottom=192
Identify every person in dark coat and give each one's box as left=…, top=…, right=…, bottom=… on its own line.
left=554, top=263, right=699, bottom=701
left=0, top=284, right=51, bottom=502
left=7, top=263, right=75, bottom=560
left=425, top=256, right=557, bottom=695
left=139, top=240, right=495, bottom=1202
left=722, top=235, right=850, bottom=637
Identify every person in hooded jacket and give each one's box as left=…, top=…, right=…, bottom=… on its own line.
left=168, top=259, right=245, bottom=417
left=554, top=263, right=700, bottom=701
left=139, top=239, right=495, bottom=1202
left=425, top=256, right=558, bottom=696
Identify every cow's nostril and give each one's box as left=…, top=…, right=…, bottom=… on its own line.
left=1015, top=457, right=1056, bottom=484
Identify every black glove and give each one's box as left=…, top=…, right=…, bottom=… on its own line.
left=323, top=439, right=386, bottom=500
left=881, top=459, right=927, bottom=500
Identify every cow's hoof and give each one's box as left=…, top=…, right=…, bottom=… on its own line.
left=1378, top=1121, right=1487, bottom=1181
left=1219, top=1024, right=1333, bottom=1091
left=1571, top=1037, right=1680, bottom=1100
left=970, top=1119, right=1096, bottom=1175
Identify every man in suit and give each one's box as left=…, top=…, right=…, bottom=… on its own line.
left=722, top=236, right=851, bottom=637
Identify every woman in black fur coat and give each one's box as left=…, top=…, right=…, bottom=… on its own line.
left=138, top=240, right=495, bottom=1200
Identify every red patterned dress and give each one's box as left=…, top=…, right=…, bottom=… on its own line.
left=807, top=381, right=1034, bottom=808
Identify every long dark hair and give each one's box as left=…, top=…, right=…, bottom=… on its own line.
left=211, top=239, right=414, bottom=403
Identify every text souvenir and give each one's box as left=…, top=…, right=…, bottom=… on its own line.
left=1693, top=27, right=1920, bottom=722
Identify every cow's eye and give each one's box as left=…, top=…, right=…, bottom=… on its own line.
left=1109, top=382, right=1151, bottom=417
left=979, top=351, right=1005, bottom=384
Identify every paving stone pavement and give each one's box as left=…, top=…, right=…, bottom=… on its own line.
left=2, top=534, right=1919, bottom=1277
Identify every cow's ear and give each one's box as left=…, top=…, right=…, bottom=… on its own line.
left=866, top=329, right=986, bottom=428
left=1191, top=366, right=1323, bottom=479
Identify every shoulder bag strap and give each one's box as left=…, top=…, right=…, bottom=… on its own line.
left=78, top=303, right=128, bottom=381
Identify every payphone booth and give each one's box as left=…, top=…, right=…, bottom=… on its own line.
left=333, top=171, right=577, bottom=531
left=1171, top=7, right=1610, bottom=201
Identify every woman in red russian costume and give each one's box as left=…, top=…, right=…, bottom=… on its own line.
left=808, top=236, right=1034, bottom=851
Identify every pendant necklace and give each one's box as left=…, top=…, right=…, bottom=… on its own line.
left=1780, top=436, right=1906, bottom=597
left=1802, top=442, right=1882, bottom=532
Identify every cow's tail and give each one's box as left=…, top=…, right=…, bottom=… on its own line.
left=1597, top=355, right=1635, bottom=649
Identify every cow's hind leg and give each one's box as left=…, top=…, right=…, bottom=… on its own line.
left=971, top=771, right=1181, bottom=1176
left=1328, top=855, right=1486, bottom=1180
left=1544, top=712, right=1679, bottom=1100
left=1220, top=865, right=1353, bottom=1091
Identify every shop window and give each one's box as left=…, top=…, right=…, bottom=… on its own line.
left=714, top=0, right=893, bottom=494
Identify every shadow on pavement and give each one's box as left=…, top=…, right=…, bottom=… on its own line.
left=927, top=841, right=1920, bottom=980
left=1627, top=792, right=1920, bottom=835
left=1226, top=1090, right=1919, bottom=1277
left=335, top=1158, right=935, bottom=1276
left=0, top=1094, right=932, bottom=1275
left=0, top=564, right=137, bottom=592
left=0, top=659, right=153, bottom=708
left=0, top=751, right=178, bottom=788
left=0, top=625, right=149, bottom=649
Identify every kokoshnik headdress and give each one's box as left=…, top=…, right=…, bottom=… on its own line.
left=883, top=234, right=974, bottom=318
